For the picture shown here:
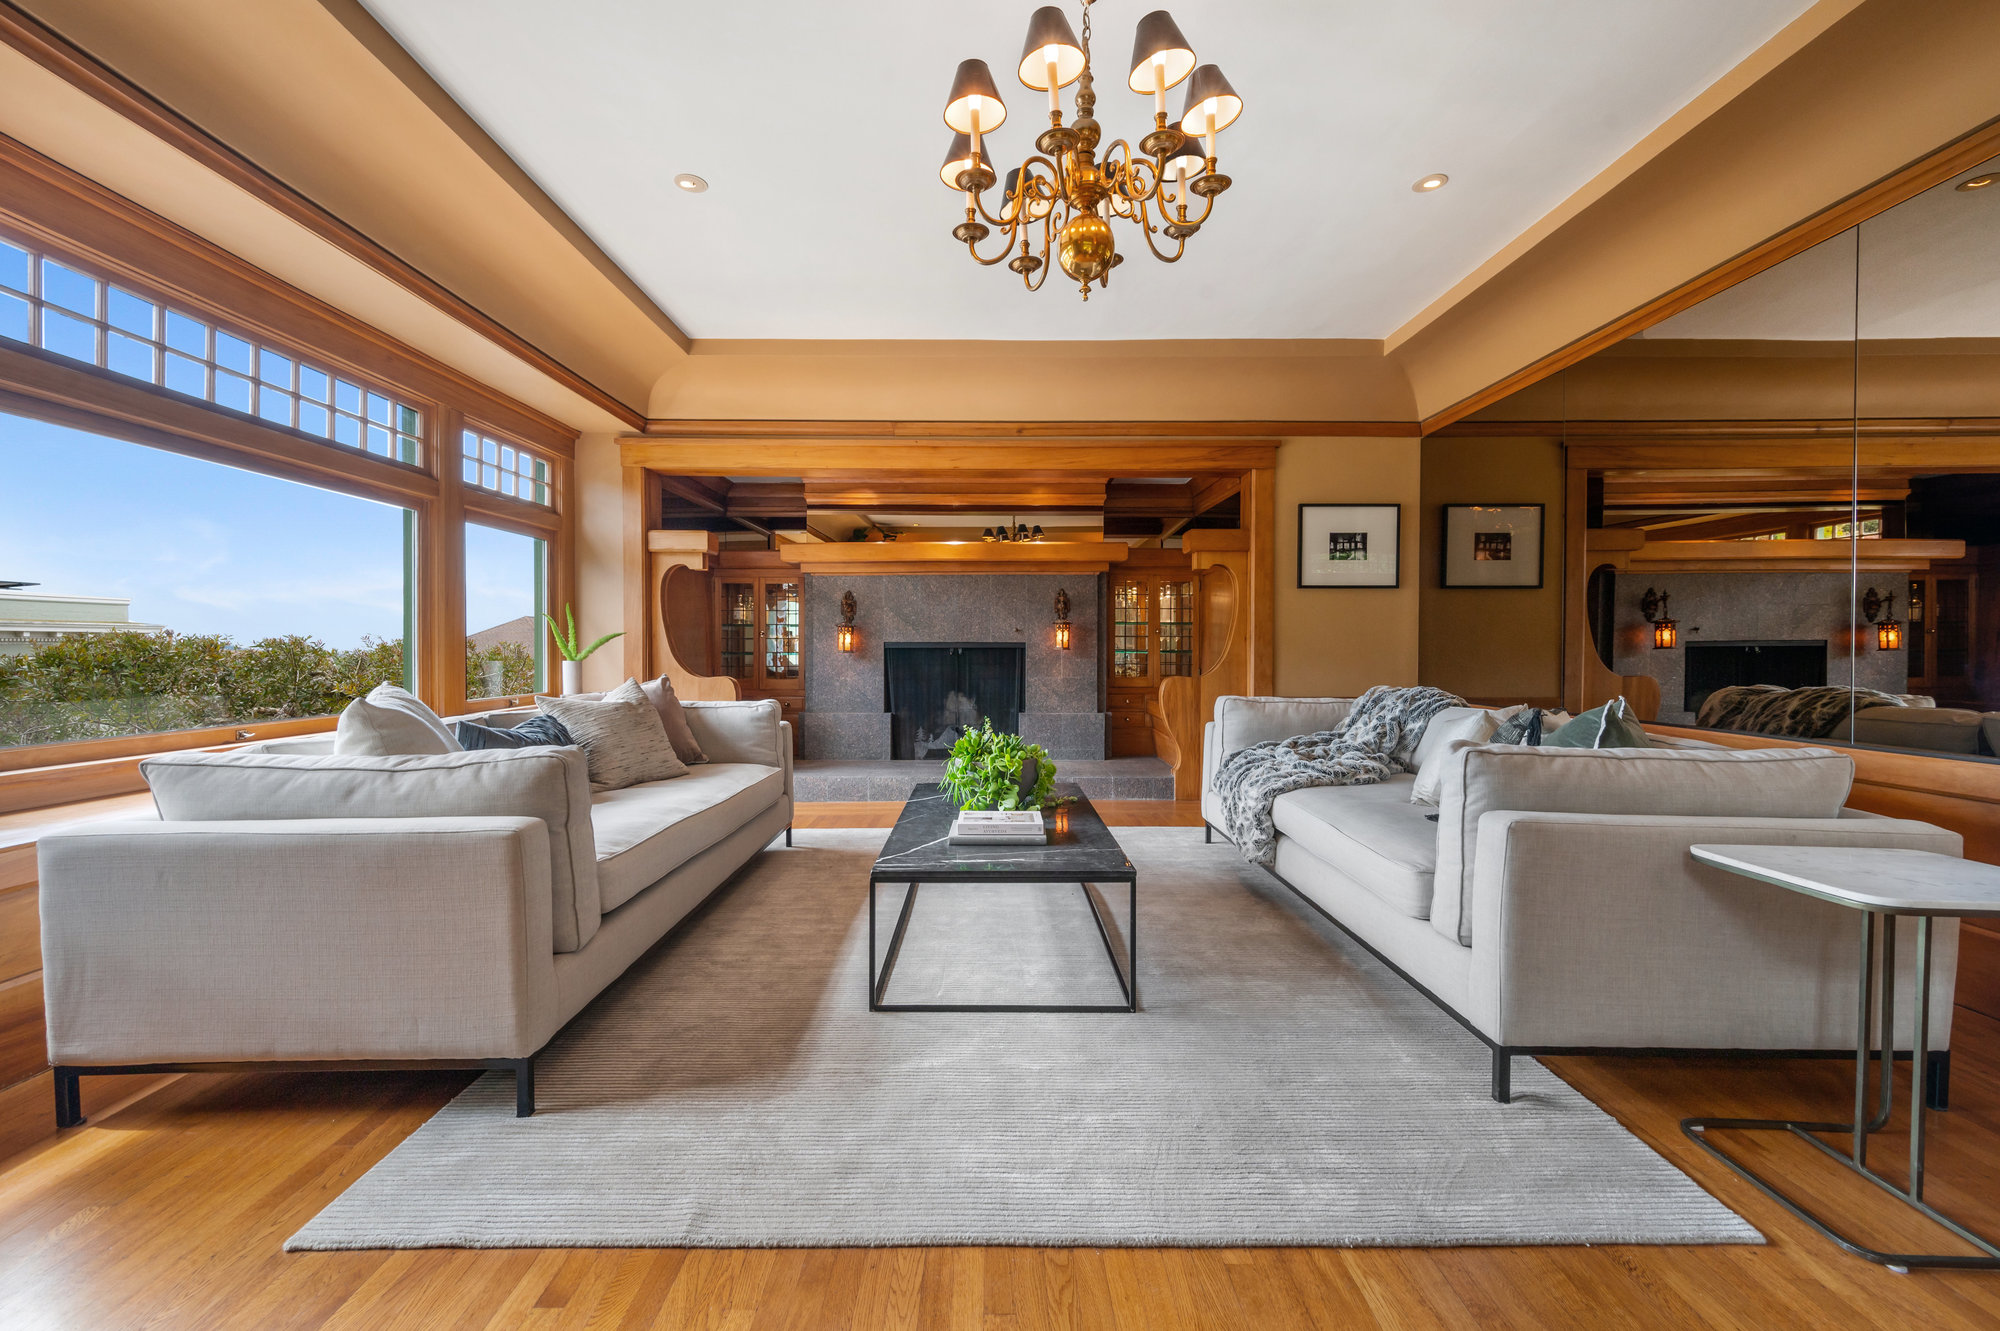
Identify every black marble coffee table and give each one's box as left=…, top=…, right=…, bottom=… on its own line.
left=867, top=783, right=1137, bottom=1013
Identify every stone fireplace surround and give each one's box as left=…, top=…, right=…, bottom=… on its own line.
left=799, top=573, right=1105, bottom=759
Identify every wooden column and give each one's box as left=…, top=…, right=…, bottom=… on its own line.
left=1561, top=462, right=1590, bottom=713
left=620, top=464, right=653, bottom=684
left=420, top=406, right=468, bottom=717
left=1246, top=466, right=1277, bottom=695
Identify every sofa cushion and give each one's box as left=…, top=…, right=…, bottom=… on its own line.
left=681, top=699, right=786, bottom=768
left=591, top=762, right=785, bottom=912
left=1212, top=697, right=1355, bottom=764
left=539, top=679, right=689, bottom=790
left=139, top=747, right=602, bottom=953
left=1851, top=706, right=1984, bottom=755
left=643, top=677, right=708, bottom=764
left=334, top=684, right=461, bottom=756
left=1430, top=744, right=1855, bottom=947
left=1272, top=775, right=1438, bottom=919
left=1410, top=709, right=1499, bottom=799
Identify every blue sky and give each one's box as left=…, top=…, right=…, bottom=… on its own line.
left=2, top=412, right=538, bottom=648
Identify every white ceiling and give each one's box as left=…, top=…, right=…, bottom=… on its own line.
left=1636, top=156, right=2000, bottom=341
left=361, top=0, right=1816, bottom=341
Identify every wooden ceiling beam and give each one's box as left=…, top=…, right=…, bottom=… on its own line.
left=622, top=440, right=1278, bottom=476
left=800, top=477, right=1108, bottom=511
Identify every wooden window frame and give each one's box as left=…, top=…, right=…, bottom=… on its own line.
left=0, top=142, right=578, bottom=803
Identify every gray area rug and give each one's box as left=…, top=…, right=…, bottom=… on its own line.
left=288, top=828, right=1760, bottom=1250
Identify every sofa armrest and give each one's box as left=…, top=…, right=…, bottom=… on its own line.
left=1464, top=811, right=1962, bottom=1051
left=37, top=817, right=559, bottom=1064
left=682, top=699, right=785, bottom=768
left=779, top=720, right=794, bottom=800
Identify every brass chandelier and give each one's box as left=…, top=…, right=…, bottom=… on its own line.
left=939, top=1, right=1243, bottom=300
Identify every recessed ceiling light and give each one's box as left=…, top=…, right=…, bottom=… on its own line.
left=1412, top=173, right=1449, bottom=193
left=673, top=173, right=709, bottom=193
left=1957, top=174, right=1996, bottom=192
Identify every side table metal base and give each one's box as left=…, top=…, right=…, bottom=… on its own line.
left=1682, top=911, right=2000, bottom=1270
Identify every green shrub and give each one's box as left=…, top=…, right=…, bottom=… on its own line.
left=939, top=719, right=1058, bottom=811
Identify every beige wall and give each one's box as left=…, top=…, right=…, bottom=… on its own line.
left=1274, top=438, right=1423, bottom=697
left=1418, top=437, right=1567, bottom=703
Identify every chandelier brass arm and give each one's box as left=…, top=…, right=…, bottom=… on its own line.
left=939, top=0, right=1242, bottom=301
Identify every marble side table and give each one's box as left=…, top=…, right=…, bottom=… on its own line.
left=1686, top=844, right=2000, bottom=1271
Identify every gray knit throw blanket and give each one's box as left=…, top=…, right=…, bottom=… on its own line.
left=1212, top=685, right=1465, bottom=866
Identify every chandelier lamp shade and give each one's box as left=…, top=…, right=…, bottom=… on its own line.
left=939, top=1, right=1242, bottom=299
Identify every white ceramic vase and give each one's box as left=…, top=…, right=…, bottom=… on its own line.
left=560, top=659, right=583, bottom=696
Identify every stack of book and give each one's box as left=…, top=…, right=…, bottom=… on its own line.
left=948, top=809, right=1047, bottom=846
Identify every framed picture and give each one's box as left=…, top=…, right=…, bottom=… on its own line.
left=1298, top=504, right=1400, bottom=588
left=1441, top=504, right=1544, bottom=588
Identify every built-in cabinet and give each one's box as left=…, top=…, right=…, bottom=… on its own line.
left=1908, top=567, right=1976, bottom=705
left=710, top=553, right=803, bottom=750
left=1107, top=566, right=1199, bottom=757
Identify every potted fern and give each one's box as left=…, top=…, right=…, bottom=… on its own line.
left=543, top=604, right=623, bottom=695
left=940, top=719, right=1058, bottom=811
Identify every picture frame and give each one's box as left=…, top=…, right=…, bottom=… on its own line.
left=1441, top=504, right=1545, bottom=589
left=1297, top=503, right=1400, bottom=588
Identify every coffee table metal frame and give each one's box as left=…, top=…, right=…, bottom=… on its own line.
left=1683, top=844, right=2000, bottom=1272
left=866, top=787, right=1137, bottom=1014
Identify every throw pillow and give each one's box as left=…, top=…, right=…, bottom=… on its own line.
left=641, top=675, right=708, bottom=764
left=1546, top=697, right=1651, bottom=749
left=455, top=714, right=575, bottom=750
left=334, top=684, right=461, bottom=756
left=1491, top=708, right=1573, bottom=746
left=1408, top=709, right=1498, bottom=803
left=537, top=678, right=688, bottom=790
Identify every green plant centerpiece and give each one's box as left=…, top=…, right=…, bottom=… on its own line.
left=940, top=719, right=1058, bottom=811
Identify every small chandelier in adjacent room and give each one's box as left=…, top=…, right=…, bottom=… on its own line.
left=939, top=2, right=1242, bottom=299
left=1862, top=587, right=1903, bottom=651
left=1640, top=588, right=1677, bottom=650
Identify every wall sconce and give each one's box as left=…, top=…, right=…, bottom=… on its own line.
left=1862, top=586, right=1903, bottom=651
left=1640, top=587, right=1677, bottom=650
left=1053, top=587, right=1072, bottom=650
left=837, top=589, right=858, bottom=652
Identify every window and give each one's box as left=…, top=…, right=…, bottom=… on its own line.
left=0, top=411, right=415, bottom=751
left=462, top=427, right=552, bottom=505
left=1811, top=518, right=1883, bottom=540
left=464, top=523, right=546, bottom=700
left=0, top=234, right=423, bottom=464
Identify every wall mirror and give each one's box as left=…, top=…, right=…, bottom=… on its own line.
left=1465, top=146, right=2000, bottom=763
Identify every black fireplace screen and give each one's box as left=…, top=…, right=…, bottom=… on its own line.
left=883, top=643, right=1026, bottom=760
left=1684, top=639, right=1828, bottom=715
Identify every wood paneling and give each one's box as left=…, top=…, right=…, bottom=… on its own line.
left=0, top=10, right=642, bottom=430
left=0, top=972, right=42, bottom=1089
left=620, top=439, right=1280, bottom=477
left=777, top=541, right=1133, bottom=575
left=0, top=887, right=39, bottom=985
left=638, top=419, right=1417, bottom=439
left=1421, top=116, right=2000, bottom=432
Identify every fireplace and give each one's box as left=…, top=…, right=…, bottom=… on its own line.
left=883, top=643, right=1026, bottom=760
left=1684, top=639, right=1828, bottom=715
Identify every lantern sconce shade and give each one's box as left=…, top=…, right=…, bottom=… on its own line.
left=1017, top=7, right=1086, bottom=90
left=1054, top=586, right=1072, bottom=650
left=944, top=58, right=1008, bottom=135
left=1180, top=63, right=1243, bottom=136
left=1640, top=587, right=1677, bottom=651
left=1862, top=586, right=1903, bottom=652
left=1129, top=10, right=1198, bottom=93
left=837, top=589, right=858, bottom=653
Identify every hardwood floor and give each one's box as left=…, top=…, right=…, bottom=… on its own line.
left=2, top=801, right=1998, bottom=1329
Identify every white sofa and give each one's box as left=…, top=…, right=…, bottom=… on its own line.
left=1201, top=697, right=1963, bottom=1103
left=37, top=699, right=792, bottom=1120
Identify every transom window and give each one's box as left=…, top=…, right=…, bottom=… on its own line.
left=462, top=427, right=551, bottom=505
left=0, top=235, right=422, bottom=465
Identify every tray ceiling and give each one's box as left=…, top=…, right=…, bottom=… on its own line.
left=361, top=0, right=1816, bottom=342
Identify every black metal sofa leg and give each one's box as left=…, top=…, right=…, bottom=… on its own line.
left=1491, top=1048, right=1513, bottom=1104
left=785, top=825, right=793, bottom=847
left=514, top=1058, right=535, bottom=1117
left=1203, top=823, right=1213, bottom=844
left=1926, top=1049, right=1950, bottom=1112
left=53, top=1067, right=84, bottom=1129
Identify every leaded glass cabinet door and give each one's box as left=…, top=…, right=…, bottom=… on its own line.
left=1112, top=577, right=1151, bottom=682
left=719, top=581, right=755, bottom=681
left=763, top=580, right=801, bottom=681
left=1158, top=578, right=1196, bottom=678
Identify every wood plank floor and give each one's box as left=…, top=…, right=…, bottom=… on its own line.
left=3, top=801, right=1999, bottom=1329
